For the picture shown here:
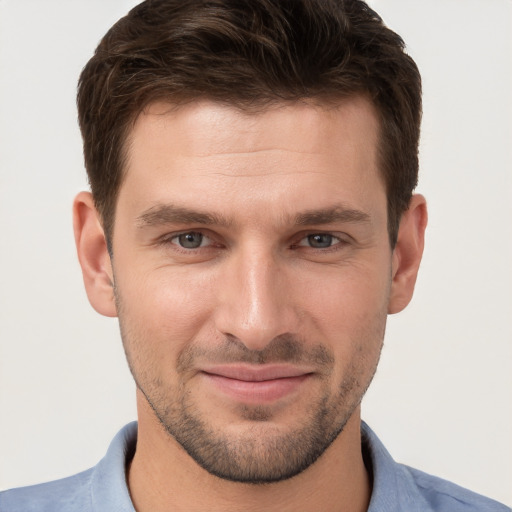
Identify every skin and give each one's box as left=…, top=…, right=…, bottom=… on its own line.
left=74, top=96, right=427, bottom=512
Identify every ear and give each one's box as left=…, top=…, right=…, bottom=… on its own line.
left=73, top=191, right=117, bottom=317
left=388, top=194, right=428, bottom=314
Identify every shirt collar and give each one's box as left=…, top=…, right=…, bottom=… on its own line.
left=362, top=421, right=432, bottom=512
left=89, top=421, right=431, bottom=512
left=90, top=421, right=137, bottom=511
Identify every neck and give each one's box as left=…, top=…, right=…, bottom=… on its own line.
left=128, top=394, right=371, bottom=512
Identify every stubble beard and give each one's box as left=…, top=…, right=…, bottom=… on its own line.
left=119, top=323, right=384, bottom=485
left=148, top=369, right=368, bottom=483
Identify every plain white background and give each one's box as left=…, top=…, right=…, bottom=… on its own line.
left=0, top=0, right=511, bottom=506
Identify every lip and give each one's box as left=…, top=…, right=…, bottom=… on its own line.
left=200, top=364, right=313, bottom=403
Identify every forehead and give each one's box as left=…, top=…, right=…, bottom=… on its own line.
left=128, top=96, right=380, bottom=162
left=118, top=97, right=385, bottom=228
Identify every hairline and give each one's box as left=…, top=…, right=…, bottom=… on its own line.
left=102, top=92, right=398, bottom=253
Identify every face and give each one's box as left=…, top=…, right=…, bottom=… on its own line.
left=111, top=97, right=392, bottom=483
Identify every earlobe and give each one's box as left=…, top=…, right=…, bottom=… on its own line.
left=388, top=194, right=428, bottom=314
left=73, top=191, right=117, bottom=317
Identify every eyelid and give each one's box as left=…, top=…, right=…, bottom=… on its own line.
left=295, top=230, right=350, bottom=245
left=169, top=231, right=211, bottom=248
left=297, top=233, right=341, bottom=247
left=156, top=229, right=351, bottom=253
left=158, top=228, right=228, bottom=253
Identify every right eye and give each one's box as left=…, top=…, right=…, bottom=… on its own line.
left=170, top=231, right=210, bottom=249
left=301, top=233, right=338, bottom=248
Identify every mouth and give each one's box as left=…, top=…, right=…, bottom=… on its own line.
left=200, top=364, right=314, bottom=403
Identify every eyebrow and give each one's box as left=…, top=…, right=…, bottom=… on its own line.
left=136, top=204, right=233, bottom=228
left=294, top=206, right=371, bottom=226
left=136, top=203, right=371, bottom=229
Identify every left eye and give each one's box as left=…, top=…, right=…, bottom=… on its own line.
left=298, top=234, right=340, bottom=249
left=171, top=232, right=209, bottom=249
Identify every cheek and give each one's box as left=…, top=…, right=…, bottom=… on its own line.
left=115, top=265, right=216, bottom=361
left=298, top=263, right=390, bottom=359
left=302, top=259, right=390, bottom=320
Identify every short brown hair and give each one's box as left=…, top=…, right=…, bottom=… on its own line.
left=77, top=0, right=421, bottom=247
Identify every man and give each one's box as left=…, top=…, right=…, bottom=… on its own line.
left=0, top=0, right=509, bottom=511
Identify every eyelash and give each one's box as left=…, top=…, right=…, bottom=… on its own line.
left=160, top=230, right=348, bottom=254
left=158, top=231, right=219, bottom=254
left=292, top=233, right=345, bottom=251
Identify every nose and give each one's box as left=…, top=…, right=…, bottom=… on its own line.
left=213, top=245, right=299, bottom=351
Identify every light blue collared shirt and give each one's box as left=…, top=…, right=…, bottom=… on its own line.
left=1, top=422, right=509, bottom=511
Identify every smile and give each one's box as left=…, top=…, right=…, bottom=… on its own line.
left=200, top=365, right=313, bottom=403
